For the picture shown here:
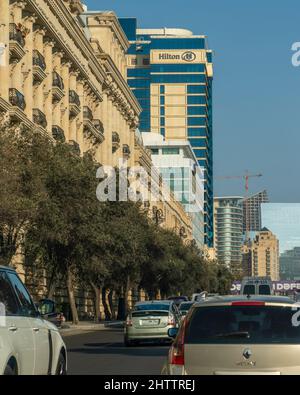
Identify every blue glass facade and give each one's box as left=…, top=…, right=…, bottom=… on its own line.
left=119, top=18, right=214, bottom=247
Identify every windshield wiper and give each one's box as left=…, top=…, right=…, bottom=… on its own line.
left=215, top=331, right=250, bottom=339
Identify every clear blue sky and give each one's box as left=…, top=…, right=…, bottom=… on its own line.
left=85, top=0, right=300, bottom=202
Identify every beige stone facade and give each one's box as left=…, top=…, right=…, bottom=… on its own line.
left=0, top=1, right=140, bottom=167
left=242, top=228, right=280, bottom=281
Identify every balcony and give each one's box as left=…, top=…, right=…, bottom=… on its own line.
left=9, top=88, right=26, bottom=111
left=33, top=109, right=47, bottom=129
left=68, top=140, right=81, bottom=156
left=122, top=144, right=131, bottom=158
left=32, top=50, right=46, bottom=84
left=52, top=125, right=66, bottom=143
left=83, top=107, right=104, bottom=145
left=9, top=23, right=26, bottom=62
left=93, top=119, right=104, bottom=135
left=69, top=90, right=81, bottom=119
left=52, top=72, right=65, bottom=103
left=112, top=131, right=120, bottom=153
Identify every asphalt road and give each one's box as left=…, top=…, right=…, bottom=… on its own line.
left=63, top=328, right=170, bottom=375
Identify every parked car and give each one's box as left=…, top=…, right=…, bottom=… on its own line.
left=167, top=296, right=189, bottom=306
left=162, top=295, right=300, bottom=375
left=178, top=301, right=194, bottom=321
left=36, top=299, right=66, bottom=328
left=124, top=300, right=181, bottom=346
left=0, top=266, right=67, bottom=375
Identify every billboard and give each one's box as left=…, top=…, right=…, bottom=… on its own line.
left=231, top=281, right=300, bottom=294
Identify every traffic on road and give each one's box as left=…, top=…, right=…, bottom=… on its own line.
left=2, top=272, right=300, bottom=375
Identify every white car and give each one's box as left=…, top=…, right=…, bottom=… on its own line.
left=0, top=266, right=67, bottom=375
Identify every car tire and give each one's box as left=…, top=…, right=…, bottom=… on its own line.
left=55, top=352, right=67, bottom=375
left=124, top=337, right=134, bottom=347
left=4, top=364, right=16, bottom=376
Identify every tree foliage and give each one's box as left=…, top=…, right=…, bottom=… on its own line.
left=0, top=127, right=233, bottom=323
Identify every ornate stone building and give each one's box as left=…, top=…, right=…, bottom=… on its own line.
left=0, top=1, right=140, bottom=166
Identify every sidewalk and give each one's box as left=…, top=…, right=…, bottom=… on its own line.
left=59, top=320, right=124, bottom=335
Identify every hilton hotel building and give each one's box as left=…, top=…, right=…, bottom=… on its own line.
left=119, top=19, right=214, bottom=247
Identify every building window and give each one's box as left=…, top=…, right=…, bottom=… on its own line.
left=131, top=58, right=137, bottom=65
left=160, top=107, right=165, bottom=116
left=160, top=128, right=165, bottom=137
left=160, top=85, right=165, bottom=94
left=160, top=117, right=165, bottom=127
left=162, top=148, right=180, bottom=155
left=151, top=149, right=159, bottom=155
left=143, top=58, right=150, bottom=65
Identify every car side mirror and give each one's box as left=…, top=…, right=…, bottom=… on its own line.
left=168, top=327, right=178, bottom=339
left=38, top=299, right=55, bottom=316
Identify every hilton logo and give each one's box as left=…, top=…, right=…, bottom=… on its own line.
left=158, top=51, right=197, bottom=62
left=182, top=51, right=196, bottom=62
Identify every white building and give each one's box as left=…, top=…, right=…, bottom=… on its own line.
left=142, top=132, right=205, bottom=248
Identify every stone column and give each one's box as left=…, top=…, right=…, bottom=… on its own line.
left=0, top=0, right=9, bottom=100
left=43, top=39, right=54, bottom=136
left=68, top=70, right=79, bottom=142
left=32, top=26, right=46, bottom=115
left=23, top=16, right=37, bottom=120
left=61, top=60, right=71, bottom=139
left=10, top=1, right=26, bottom=94
left=52, top=50, right=64, bottom=129
left=76, top=78, right=84, bottom=150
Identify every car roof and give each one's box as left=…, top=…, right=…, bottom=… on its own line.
left=0, top=265, right=16, bottom=273
left=193, top=295, right=295, bottom=306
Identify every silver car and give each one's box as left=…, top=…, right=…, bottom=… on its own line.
left=124, top=300, right=181, bottom=346
left=162, top=295, right=300, bottom=375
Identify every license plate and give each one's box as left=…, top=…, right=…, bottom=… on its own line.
left=141, top=319, right=159, bottom=326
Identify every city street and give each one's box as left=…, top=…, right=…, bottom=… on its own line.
left=62, top=328, right=169, bottom=375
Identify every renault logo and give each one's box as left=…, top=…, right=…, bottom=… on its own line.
left=243, top=349, right=252, bottom=360
left=181, top=51, right=196, bottom=62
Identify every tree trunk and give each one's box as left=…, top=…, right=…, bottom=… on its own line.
left=91, top=283, right=101, bottom=322
left=66, top=266, right=79, bottom=325
left=101, top=287, right=111, bottom=321
left=124, top=276, right=131, bottom=318
left=108, top=289, right=116, bottom=320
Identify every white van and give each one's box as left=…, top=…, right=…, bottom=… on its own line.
left=241, top=276, right=273, bottom=296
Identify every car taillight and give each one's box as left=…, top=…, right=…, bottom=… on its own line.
left=169, top=319, right=186, bottom=366
left=126, top=318, right=132, bottom=327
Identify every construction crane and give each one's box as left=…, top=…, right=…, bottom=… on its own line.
left=216, top=171, right=263, bottom=242
left=216, top=171, right=263, bottom=195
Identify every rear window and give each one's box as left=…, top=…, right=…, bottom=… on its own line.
left=243, top=285, right=255, bottom=295
left=185, top=306, right=300, bottom=344
left=259, top=285, right=271, bottom=295
left=134, top=304, right=170, bottom=311
left=132, top=311, right=169, bottom=317
left=180, top=302, right=193, bottom=311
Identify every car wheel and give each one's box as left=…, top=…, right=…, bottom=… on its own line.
left=55, top=352, right=67, bottom=375
left=124, top=337, right=134, bottom=347
left=4, top=364, right=16, bottom=376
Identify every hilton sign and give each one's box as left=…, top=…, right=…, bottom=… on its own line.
left=151, top=49, right=206, bottom=64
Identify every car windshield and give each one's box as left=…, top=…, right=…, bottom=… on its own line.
left=185, top=305, right=300, bottom=344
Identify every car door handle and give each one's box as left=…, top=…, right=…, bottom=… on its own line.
left=8, top=326, right=18, bottom=332
left=33, top=328, right=40, bottom=333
